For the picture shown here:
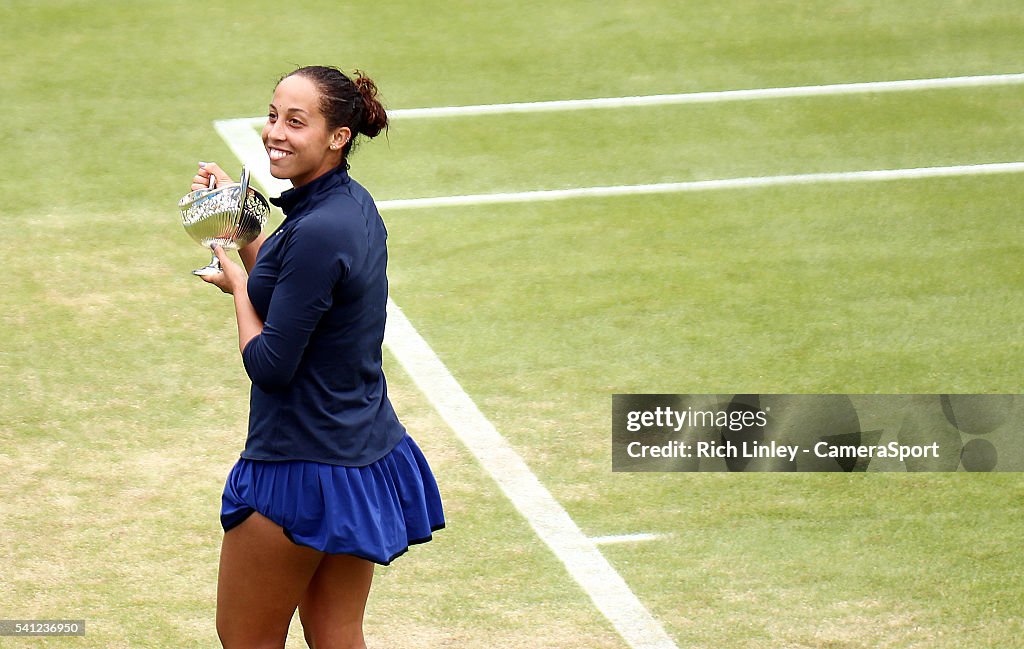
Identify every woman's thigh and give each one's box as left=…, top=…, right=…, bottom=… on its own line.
left=217, top=512, right=324, bottom=649
left=298, top=553, right=375, bottom=649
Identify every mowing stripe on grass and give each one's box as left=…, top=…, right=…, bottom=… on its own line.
left=373, top=162, right=1024, bottom=209
left=215, top=125, right=681, bottom=649
left=383, top=299, right=680, bottom=649
left=219, top=72, right=1024, bottom=129
left=592, top=533, right=664, bottom=546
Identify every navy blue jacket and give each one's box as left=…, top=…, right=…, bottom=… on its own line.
left=240, top=166, right=406, bottom=466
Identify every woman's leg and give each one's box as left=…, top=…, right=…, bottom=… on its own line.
left=297, top=553, right=375, bottom=649
left=217, top=512, right=325, bottom=649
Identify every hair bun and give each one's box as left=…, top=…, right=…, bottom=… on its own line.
left=353, top=70, right=388, bottom=138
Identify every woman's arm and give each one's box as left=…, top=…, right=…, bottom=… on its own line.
left=239, top=213, right=359, bottom=392
left=202, top=245, right=263, bottom=354
left=238, top=233, right=267, bottom=273
left=229, top=282, right=263, bottom=355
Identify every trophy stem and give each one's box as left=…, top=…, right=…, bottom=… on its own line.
left=192, top=249, right=222, bottom=276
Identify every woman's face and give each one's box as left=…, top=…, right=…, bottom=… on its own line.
left=262, top=74, right=348, bottom=188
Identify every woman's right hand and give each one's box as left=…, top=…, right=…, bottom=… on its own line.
left=198, top=245, right=248, bottom=295
left=190, top=161, right=234, bottom=191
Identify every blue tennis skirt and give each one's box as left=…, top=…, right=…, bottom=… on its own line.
left=220, top=434, right=445, bottom=566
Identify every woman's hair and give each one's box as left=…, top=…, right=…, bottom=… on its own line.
left=284, top=65, right=388, bottom=166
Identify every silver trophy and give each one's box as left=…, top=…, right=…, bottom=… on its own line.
left=178, top=166, right=270, bottom=276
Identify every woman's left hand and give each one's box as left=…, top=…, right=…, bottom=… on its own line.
left=200, top=245, right=247, bottom=294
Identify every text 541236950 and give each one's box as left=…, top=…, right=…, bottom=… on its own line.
left=0, top=620, right=85, bottom=636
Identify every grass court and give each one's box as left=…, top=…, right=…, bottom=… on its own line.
left=1, top=1, right=1022, bottom=647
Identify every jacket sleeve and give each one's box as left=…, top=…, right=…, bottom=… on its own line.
left=241, top=211, right=366, bottom=391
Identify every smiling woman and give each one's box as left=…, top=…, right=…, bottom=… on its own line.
left=187, top=65, right=444, bottom=649
left=263, top=67, right=389, bottom=187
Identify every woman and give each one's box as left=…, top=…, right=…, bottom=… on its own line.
left=190, top=65, right=445, bottom=649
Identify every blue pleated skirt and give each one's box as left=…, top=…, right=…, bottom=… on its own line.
left=220, top=434, right=445, bottom=565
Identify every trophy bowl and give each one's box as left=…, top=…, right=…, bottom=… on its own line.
left=178, top=166, right=270, bottom=276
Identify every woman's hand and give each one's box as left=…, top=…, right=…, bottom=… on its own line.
left=199, top=245, right=247, bottom=295
left=190, top=161, right=233, bottom=191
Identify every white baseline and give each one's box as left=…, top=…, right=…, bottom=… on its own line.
left=213, top=125, right=680, bottom=649
left=375, top=162, right=1024, bottom=210
left=222, top=71, right=1024, bottom=127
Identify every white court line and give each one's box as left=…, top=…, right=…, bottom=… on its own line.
left=384, top=300, right=679, bottom=649
left=222, top=72, right=1024, bottom=127
left=214, top=125, right=680, bottom=649
left=375, top=162, right=1024, bottom=210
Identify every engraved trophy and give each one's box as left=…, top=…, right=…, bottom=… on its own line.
left=178, top=166, right=270, bottom=276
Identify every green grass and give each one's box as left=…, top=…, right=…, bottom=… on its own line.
left=360, top=87, right=1024, bottom=199
left=381, top=173, right=1024, bottom=646
left=386, top=177, right=1023, bottom=399
left=2, top=0, right=1023, bottom=647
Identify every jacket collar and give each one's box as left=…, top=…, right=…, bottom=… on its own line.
left=270, top=166, right=350, bottom=216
